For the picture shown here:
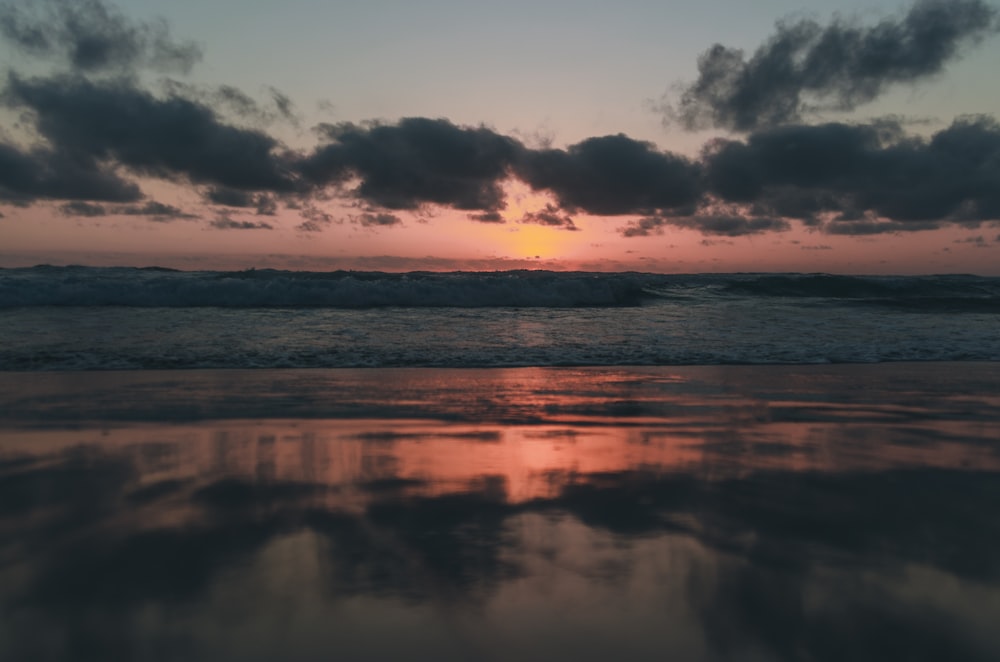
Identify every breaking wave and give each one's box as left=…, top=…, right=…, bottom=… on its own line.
left=1, top=266, right=998, bottom=311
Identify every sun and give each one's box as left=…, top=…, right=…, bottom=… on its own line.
left=505, top=224, right=566, bottom=260
left=494, top=179, right=580, bottom=260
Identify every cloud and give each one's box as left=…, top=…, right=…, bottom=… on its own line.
left=205, top=187, right=278, bottom=215
left=2, top=0, right=998, bottom=243
left=672, top=214, right=791, bottom=236
left=519, top=204, right=578, bottom=231
left=0, top=142, right=142, bottom=203
left=468, top=211, right=505, bottom=223
left=620, top=216, right=668, bottom=238
left=354, top=212, right=402, bottom=229
left=0, top=0, right=202, bottom=74
left=667, top=0, right=999, bottom=131
left=160, top=80, right=300, bottom=128
left=3, top=74, right=299, bottom=194
left=953, top=235, right=990, bottom=247
left=514, top=134, right=701, bottom=216
left=702, top=116, right=1000, bottom=233
left=209, top=214, right=273, bottom=230
left=120, top=201, right=197, bottom=220
left=823, top=219, right=936, bottom=235
left=294, top=204, right=336, bottom=233
left=299, top=117, right=521, bottom=211
left=59, top=199, right=198, bottom=220
left=620, top=212, right=789, bottom=238
left=59, top=200, right=105, bottom=217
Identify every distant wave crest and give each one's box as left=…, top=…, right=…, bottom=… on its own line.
left=0, top=266, right=651, bottom=308
left=1, top=267, right=998, bottom=311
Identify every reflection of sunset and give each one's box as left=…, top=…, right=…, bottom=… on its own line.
left=4, top=409, right=998, bottom=526
left=4, top=365, right=1000, bottom=662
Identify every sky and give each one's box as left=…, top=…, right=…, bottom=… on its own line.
left=0, top=0, right=999, bottom=273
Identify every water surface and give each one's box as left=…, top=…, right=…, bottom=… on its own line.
left=2, top=365, right=998, bottom=661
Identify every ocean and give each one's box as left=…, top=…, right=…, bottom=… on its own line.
left=2, top=266, right=999, bottom=369
left=2, top=266, right=999, bottom=661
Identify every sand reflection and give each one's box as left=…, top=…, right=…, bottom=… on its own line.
left=1, top=365, right=1000, bottom=661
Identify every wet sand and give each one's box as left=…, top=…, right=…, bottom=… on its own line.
left=1, top=364, right=999, bottom=661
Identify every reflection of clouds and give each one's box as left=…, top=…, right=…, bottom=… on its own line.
left=2, top=366, right=1000, bottom=659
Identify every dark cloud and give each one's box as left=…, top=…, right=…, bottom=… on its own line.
left=59, top=200, right=105, bottom=216
left=0, top=142, right=142, bottom=203
left=954, top=235, right=990, bottom=247
left=60, top=199, right=198, bottom=220
left=205, top=187, right=255, bottom=208
left=620, top=211, right=789, bottom=238
left=823, top=219, right=935, bottom=235
left=620, top=216, right=669, bottom=238
left=294, top=204, right=336, bottom=233
left=702, top=116, right=1000, bottom=234
left=160, top=80, right=300, bottom=127
left=267, top=86, right=297, bottom=125
left=515, top=134, right=702, bottom=216
left=671, top=214, right=790, bottom=236
left=519, top=203, right=578, bottom=231
left=299, top=117, right=521, bottom=211
left=205, top=187, right=278, bottom=215
left=354, top=212, right=403, bottom=228
left=209, top=214, right=273, bottom=230
left=0, top=0, right=202, bottom=74
left=119, top=200, right=197, bottom=220
left=468, top=211, right=505, bottom=223
left=3, top=74, right=299, bottom=193
left=668, top=0, right=999, bottom=132
left=1, top=0, right=997, bottom=242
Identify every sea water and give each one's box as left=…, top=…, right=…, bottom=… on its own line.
left=3, top=267, right=1000, bottom=661
left=2, top=266, right=999, bottom=370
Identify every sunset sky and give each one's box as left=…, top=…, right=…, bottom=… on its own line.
left=1, top=0, right=999, bottom=273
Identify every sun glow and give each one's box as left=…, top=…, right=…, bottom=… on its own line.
left=494, top=179, right=581, bottom=260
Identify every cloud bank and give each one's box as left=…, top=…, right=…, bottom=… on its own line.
left=0, top=0, right=998, bottom=241
left=667, top=0, right=999, bottom=132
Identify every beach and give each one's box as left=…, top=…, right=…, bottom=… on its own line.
left=2, top=363, right=999, bottom=661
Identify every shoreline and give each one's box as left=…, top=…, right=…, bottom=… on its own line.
left=3, top=361, right=998, bottom=430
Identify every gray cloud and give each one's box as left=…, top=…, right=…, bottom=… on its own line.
left=2, top=0, right=998, bottom=241
left=668, top=0, right=999, bottom=132
left=514, top=134, right=701, bottom=216
left=205, top=187, right=278, bottom=215
left=294, top=204, right=336, bottom=233
left=354, top=212, right=403, bottom=228
left=59, top=199, right=197, bottom=220
left=299, top=118, right=521, bottom=211
left=619, top=213, right=790, bottom=238
left=4, top=74, right=299, bottom=193
left=468, top=211, right=505, bottom=223
left=59, top=200, right=105, bottom=216
left=209, top=214, right=273, bottom=230
left=159, top=81, right=300, bottom=128
left=0, top=142, right=142, bottom=204
left=699, top=116, right=1000, bottom=234
left=669, top=214, right=791, bottom=236
left=620, top=216, right=668, bottom=238
left=0, top=0, right=202, bottom=74
left=519, top=204, right=578, bottom=231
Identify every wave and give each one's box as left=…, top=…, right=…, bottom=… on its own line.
left=1, top=266, right=998, bottom=310
left=0, top=267, right=651, bottom=308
